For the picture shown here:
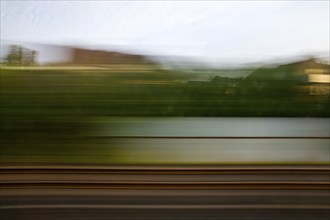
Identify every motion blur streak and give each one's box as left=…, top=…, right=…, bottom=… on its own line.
left=1, top=1, right=329, bottom=219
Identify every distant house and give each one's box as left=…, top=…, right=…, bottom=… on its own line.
left=244, top=58, right=330, bottom=96
left=296, top=59, right=330, bottom=95
left=1, top=43, right=154, bottom=67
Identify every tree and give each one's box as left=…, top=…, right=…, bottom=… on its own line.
left=5, top=45, right=37, bottom=66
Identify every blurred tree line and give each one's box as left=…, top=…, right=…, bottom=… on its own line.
left=4, top=45, right=37, bottom=66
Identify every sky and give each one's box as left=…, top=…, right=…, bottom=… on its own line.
left=1, top=0, right=329, bottom=64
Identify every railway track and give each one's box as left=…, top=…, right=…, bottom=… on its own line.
left=1, top=165, right=329, bottom=220
left=1, top=165, right=329, bottom=188
left=1, top=165, right=329, bottom=181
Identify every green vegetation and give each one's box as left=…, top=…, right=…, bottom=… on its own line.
left=2, top=68, right=328, bottom=116
left=1, top=68, right=329, bottom=164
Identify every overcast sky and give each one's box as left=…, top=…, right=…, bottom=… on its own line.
left=1, top=0, right=329, bottom=63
